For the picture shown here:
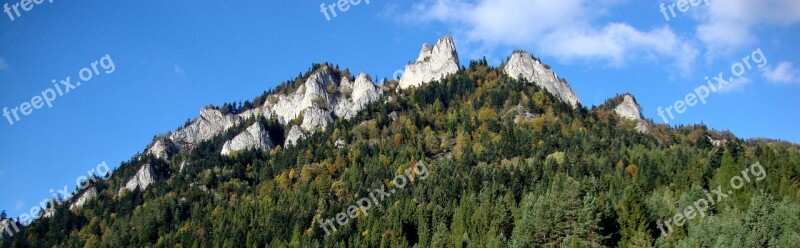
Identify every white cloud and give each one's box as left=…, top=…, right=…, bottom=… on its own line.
left=14, top=201, right=25, bottom=211
left=0, top=57, right=9, bottom=71
left=403, top=0, right=697, bottom=71
left=173, top=64, right=185, bottom=76
left=695, top=0, right=800, bottom=57
left=763, top=62, right=800, bottom=84
left=717, top=77, right=751, bottom=93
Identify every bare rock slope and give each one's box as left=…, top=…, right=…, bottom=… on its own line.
left=120, top=164, right=155, bottom=193
left=221, top=122, right=275, bottom=156
left=504, top=51, right=580, bottom=108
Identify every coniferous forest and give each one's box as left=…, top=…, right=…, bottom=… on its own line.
left=2, top=60, right=799, bottom=247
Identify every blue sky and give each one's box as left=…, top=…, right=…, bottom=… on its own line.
left=0, top=0, right=798, bottom=219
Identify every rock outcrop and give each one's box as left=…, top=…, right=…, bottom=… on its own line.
left=142, top=64, right=386, bottom=161
left=221, top=122, right=275, bottom=156
left=70, top=187, right=98, bottom=210
left=146, top=138, right=176, bottom=160
left=301, top=106, right=334, bottom=133
left=398, top=36, right=460, bottom=89
left=610, top=94, right=647, bottom=133
left=708, top=136, right=725, bottom=147
left=334, top=138, right=347, bottom=149
left=265, top=66, right=339, bottom=125
left=120, top=164, right=155, bottom=193
left=145, top=108, right=243, bottom=160
left=264, top=67, right=382, bottom=134
left=511, top=105, right=537, bottom=124
left=1, top=219, right=20, bottom=239
left=170, top=108, right=242, bottom=148
left=504, top=51, right=580, bottom=108
left=613, top=94, right=644, bottom=121
left=285, top=125, right=306, bottom=147
left=343, top=73, right=382, bottom=118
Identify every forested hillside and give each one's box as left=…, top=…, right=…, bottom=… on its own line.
left=2, top=59, right=799, bottom=247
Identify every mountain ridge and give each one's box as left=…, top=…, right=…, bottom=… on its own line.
left=3, top=35, right=797, bottom=247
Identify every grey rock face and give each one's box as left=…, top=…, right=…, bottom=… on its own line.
left=350, top=73, right=382, bottom=114
left=169, top=108, right=242, bottom=149
left=147, top=138, right=176, bottom=160
left=221, top=122, right=275, bottom=156
left=510, top=105, right=537, bottom=124
left=301, top=107, right=334, bottom=133
left=120, top=164, right=155, bottom=193
left=69, top=187, right=98, bottom=210
left=612, top=94, right=647, bottom=133
left=266, top=66, right=339, bottom=125
left=334, top=72, right=383, bottom=119
left=144, top=65, right=384, bottom=161
left=399, top=36, right=460, bottom=89
left=262, top=67, right=383, bottom=141
left=339, top=75, right=353, bottom=93
left=613, top=94, right=644, bottom=121
left=504, top=51, right=580, bottom=108
left=285, top=125, right=306, bottom=147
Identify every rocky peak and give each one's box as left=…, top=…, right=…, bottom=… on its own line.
left=399, top=35, right=460, bottom=89
left=221, top=122, right=275, bottom=156
left=339, top=75, right=353, bottom=93
left=504, top=51, right=580, bottom=108
left=613, top=94, right=644, bottom=121
left=351, top=73, right=382, bottom=109
left=609, top=93, right=647, bottom=133
left=351, top=73, right=375, bottom=100
left=120, top=164, right=155, bottom=193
